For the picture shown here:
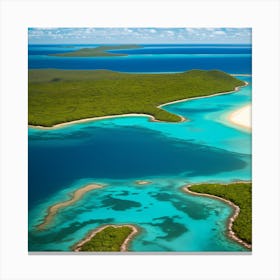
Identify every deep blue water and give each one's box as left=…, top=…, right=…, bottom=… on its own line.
left=108, top=45, right=251, bottom=55
left=28, top=125, right=248, bottom=209
left=28, top=44, right=252, bottom=73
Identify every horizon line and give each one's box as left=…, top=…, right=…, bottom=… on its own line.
left=28, top=43, right=252, bottom=45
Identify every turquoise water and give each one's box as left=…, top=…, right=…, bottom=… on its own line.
left=28, top=76, right=251, bottom=252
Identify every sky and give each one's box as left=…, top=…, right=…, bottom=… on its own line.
left=28, top=28, right=251, bottom=44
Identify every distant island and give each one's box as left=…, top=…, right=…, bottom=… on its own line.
left=28, top=69, right=246, bottom=127
left=74, top=225, right=138, bottom=252
left=184, top=182, right=252, bottom=249
left=50, top=45, right=141, bottom=57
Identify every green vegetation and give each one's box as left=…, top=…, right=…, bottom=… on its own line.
left=79, top=226, right=133, bottom=252
left=28, top=69, right=245, bottom=127
left=189, top=182, right=252, bottom=245
left=50, top=45, right=141, bottom=57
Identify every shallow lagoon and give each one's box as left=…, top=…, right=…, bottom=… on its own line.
left=28, top=76, right=251, bottom=252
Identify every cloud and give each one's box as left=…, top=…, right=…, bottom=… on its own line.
left=28, top=27, right=251, bottom=44
left=185, top=28, right=196, bottom=33
left=124, top=28, right=133, bottom=33
left=166, top=30, right=174, bottom=36
left=214, top=30, right=226, bottom=35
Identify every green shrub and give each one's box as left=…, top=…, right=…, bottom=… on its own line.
left=28, top=69, right=245, bottom=127
left=189, top=182, right=252, bottom=244
left=79, top=226, right=133, bottom=252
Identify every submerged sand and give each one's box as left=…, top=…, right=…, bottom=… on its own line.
left=135, top=180, right=151, bottom=185
left=37, top=183, right=104, bottom=230
left=228, top=104, right=251, bottom=131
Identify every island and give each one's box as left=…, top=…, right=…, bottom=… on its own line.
left=37, top=183, right=104, bottom=230
left=135, top=180, right=151, bottom=185
left=183, top=182, right=252, bottom=249
left=28, top=69, right=246, bottom=127
left=73, top=225, right=138, bottom=252
left=50, top=45, right=141, bottom=57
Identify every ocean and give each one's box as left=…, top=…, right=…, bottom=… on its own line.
left=28, top=44, right=252, bottom=252
left=28, top=44, right=251, bottom=74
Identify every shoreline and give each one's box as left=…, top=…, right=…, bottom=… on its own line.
left=73, top=224, right=139, bottom=252
left=29, top=113, right=186, bottom=130
left=36, top=183, right=104, bottom=231
left=161, top=82, right=248, bottom=107
left=230, top=74, right=252, bottom=77
left=28, top=82, right=247, bottom=130
left=182, top=183, right=252, bottom=250
left=227, top=104, right=251, bottom=131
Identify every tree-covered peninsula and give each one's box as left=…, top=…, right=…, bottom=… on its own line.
left=188, top=182, right=252, bottom=245
left=28, top=69, right=245, bottom=127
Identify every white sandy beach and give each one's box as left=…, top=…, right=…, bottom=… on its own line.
left=228, top=104, right=251, bottom=131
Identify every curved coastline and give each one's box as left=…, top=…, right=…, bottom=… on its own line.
left=227, top=104, right=251, bottom=131
left=182, top=183, right=252, bottom=250
left=73, top=224, right=139, bottom=252
left=28, top=82, right=247, bottom=130
left=29, top=113, right=186, bottom=130
left=36, top=183, right=104, bottom=230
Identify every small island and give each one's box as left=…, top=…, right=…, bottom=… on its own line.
left=29, top=69, right=246, bottom=127
left=74, top=225, right=138, bottom=252
left=135, top=180, right=151, bottom=185
left=50, top=45, right=141, bottom=57
left=183, top=182, right=252, bottom=249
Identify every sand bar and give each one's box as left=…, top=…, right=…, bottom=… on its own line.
left=37, top=183, right=104, bottom=230
left=135, top=180, right=151, bottom=185
left=182, top=183, right=252, bottom=250
left=73, top=224, right=139, bottom=252
left=230, top=74, right=252, bottom=77
left=228, top=104, right=251, bottom=131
